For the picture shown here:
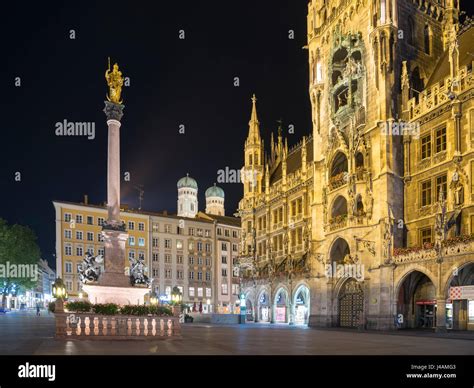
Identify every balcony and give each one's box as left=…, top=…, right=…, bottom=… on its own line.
left=328, top=172, right=347, bottom=191
left=328, top=215, right=347, bottom=231
left=393, top=236, right=474, bottom=264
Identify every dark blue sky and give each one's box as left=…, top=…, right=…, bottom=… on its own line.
left=0, top=1, right=312, bottom=268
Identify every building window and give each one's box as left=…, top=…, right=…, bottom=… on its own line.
left=435, top=127, right=447, bottom=154
left=205, top=257, right=210, bottom=266
left=64, top=213, right=72, bottom=222
left=189, top=256, right=194, bottom=265
left=65, top=262, right=73, bottom=273
left=205, top=229, right=211, bottom=237
left=87, top=246, right=94, bottom=255
left=221, top=256, right=227, bottom=264
left=232, top=243, right=238, bottom=252
left=189, top=271, right=194, bottom=280
left=232, top=230, right=238, bottom=238
left=152, top=269, right=159, bottom=277
left=76, top=214, right=83, bottom=224
left=152, top=253, right=159, bottom=262
left=165, top=254, right=171, bottom=264
left=217, top=228, right=222, bottom=236
left=197, top=229, right=203, bottom=237
left=98, top=233, right=104, bottom=242
left=129, top=250, right=135, bottom=260
left=436, top=174, right=447, bottom=200
left=87, top=216, right=93, bottom=225
left=197, top=257, right=203, bottom=265
left=76, top=231, right=83, bottom=240
left=129, top=236, right=135, bottom=246
left=205, top=243, right=211, bottom=253
left=87, top=232, right=94, bottom=241
left=152, top=223, right=159, bottom=232
left=164, top=224, right=171, bottom=233
left=206, top=287, right=211, bottom=297
left=177, top=270, right=183, bottom=279
left=419, top=227, right=433, bottom=246
left=421, top=180, right=432, bottom=207
left=138, top=222, right=145, bottom=231
left=221, top=284, right=228, bottom=295
left=138, top=251, right=145, bottom=260
left=224, top=229, right=230, bottom=237
left=98, top=217, right=105, bottom=226
left=189, top=287, right=195, bottom=297
left=98, top=247, right=104, bottom=256
left=65, top=281, right=72, bottom=292
left=176, top=240, right=183, bottom=250
left=76, top=246, right=83, bottom=256
left=128, top=221, right=135, bottom=230
left=247, top=221, right=252, bottom=233
left=222, top=268, right=227, bottom=277
left=177, top=255, right=183, bottom=264
left=152, top=238, right=159, bottom=248
left=206, top=272, right=211, bottom=281
left=221, top=242, right=227, bottom=251
left=165, top=269, right=172, bottom=279
left=424, top=25, right=432, bottom=55
left=197, top=287, right=203, bottom=298
left=197, top=242, right=203, bottom=251
left=189, top=228, right=195, bottom=236
left=421, top=135, right=431, bottom=160
left=164, top=239, right=171, bottom=249
left=197, top=272, right=202, bottom=280
left=138, top=237, right=145, bottom=247
left=232, top=284, right=239, bottom=295
left=188, top=241, right=194, bottom=251
left=64, top=230, right=72, bottom=239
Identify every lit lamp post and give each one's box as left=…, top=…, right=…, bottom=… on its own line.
left=52, top=277, right=67, bottom=313
left=52, top=277, right=67, bottom=339
left=239, top=292, right=246, bottom=324
left=171, top=286, right=182, bottom=317
left=150, top=293, right=159, bottom=306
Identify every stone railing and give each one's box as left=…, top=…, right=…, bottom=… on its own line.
left=393, top=238, right=474, bottom=264
left=328, top=173, right=347, bottom=191
left=408, top=63, right=473, bottom=121
left=55, top=313, right=181, bottom=340
left=328, top=216, right=347, bottom=231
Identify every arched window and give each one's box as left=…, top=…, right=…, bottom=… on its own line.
left=424, top=25, right=432, bottom=55
left=406, top=17, right=415, bottom=46
left=248, top=154, right=253, bottom=165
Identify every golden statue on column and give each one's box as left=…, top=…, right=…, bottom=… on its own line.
left=105, top=57, right=124, bottom=104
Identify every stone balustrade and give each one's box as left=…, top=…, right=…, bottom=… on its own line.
left=55, top=312, right=181, bottom=340
left=393, top=239, right=474, bottom=264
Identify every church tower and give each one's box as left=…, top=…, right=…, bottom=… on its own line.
left=242, top=94, right=264, bottom=203
left=205, top=184, right=225, bottom=216
left=177, top=174, right=198, bottom=218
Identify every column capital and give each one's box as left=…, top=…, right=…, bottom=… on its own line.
left=104, top=100, right=125, bottom=121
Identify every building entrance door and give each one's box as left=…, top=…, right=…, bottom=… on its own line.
left=338, top=279, right=364, bottom=328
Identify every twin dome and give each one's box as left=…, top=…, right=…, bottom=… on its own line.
left=177, top=174, right=224, bottom=198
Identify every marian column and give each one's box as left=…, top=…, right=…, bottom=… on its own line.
left=98, top=61, right=129, bottom=288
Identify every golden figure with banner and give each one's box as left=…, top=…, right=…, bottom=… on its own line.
left=105, top=58, right=124, bottom=104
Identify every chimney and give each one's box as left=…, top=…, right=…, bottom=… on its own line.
left=84, top=194, right=89, bottom=205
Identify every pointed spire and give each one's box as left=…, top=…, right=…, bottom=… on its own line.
left=247, top=94, right=261, bottom=143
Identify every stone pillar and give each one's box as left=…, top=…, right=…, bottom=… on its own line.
left=98, top=230, right=130, bottom=288
left=103, top=101, right=125, bottom=226
left=436, top=297, right=447, bottom=333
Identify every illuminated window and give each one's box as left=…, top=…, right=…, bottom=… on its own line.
left=435, top=174, right=447, bottom=200
left=419, top=227, right=432, bottom=246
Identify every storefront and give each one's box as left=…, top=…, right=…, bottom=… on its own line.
left=415, top=300, right=436, bottom=328
left=258, top=292, right=269, bottom=322
left=449, top=285, right=474, bottom=331
left=294, top=286, right=310, bottom=325
left=274, top=290, right=287, bottom=323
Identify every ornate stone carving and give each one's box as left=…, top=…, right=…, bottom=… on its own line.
left=78, top=252, right=103, bottom=283
left=103, top=100, right=125, bottom=122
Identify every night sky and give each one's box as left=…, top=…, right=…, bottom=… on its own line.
left=0, top=1, right=312, bottom=268
left=3, top=1, right=473, bottom=269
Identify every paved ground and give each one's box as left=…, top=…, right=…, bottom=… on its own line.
left=1, top=310, right=474, bottom=355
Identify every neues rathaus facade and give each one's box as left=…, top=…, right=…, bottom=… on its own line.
left=238, top=0, right=474, bottom=331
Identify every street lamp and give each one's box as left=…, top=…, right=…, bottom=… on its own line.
left=150, top=293, right=158, bottom=306
left=52, top=277, right=67, bottom=313
left=171, top=286, right=183, bottom=317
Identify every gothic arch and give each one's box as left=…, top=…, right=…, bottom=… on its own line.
left=442, top=258, right=474, bottom=298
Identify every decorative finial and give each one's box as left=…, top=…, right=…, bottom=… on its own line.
left=251, top=94, right=257, bottom=104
